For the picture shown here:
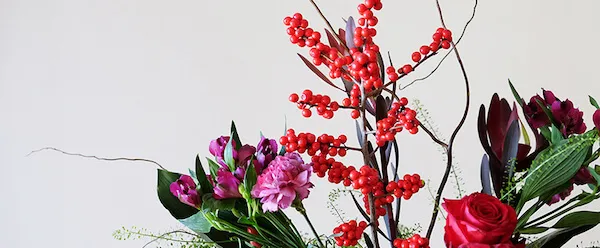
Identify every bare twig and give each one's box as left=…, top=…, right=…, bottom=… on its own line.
left=27, top=147, right=166, bottom=170
left=425, top=0, right=475, bottom=239
left=308, top=0, right=349, bottom=51
left=419, top=124, right=448, bottom=149
left=400, top=0, right=478, bottom=90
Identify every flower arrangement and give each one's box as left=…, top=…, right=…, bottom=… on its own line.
left=37, top=0, right=600, bottom=247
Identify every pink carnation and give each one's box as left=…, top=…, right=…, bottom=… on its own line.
left=251, top=152, right=313, bottom=212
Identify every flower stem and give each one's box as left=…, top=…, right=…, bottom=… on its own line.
left=298, top=206, right=326, bottom=248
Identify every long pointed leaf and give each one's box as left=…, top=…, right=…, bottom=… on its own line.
left=297, top=53, right=342, bottom=91
left=502, top=120, right=521, bottom=182
left=196, top=155, right=213, bottom=194
left=480, top=154, right=492, bottom=195
left=345, top=16, right=356, bottom=49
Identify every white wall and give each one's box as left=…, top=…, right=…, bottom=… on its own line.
left=1, top=0, right=600, bottom=247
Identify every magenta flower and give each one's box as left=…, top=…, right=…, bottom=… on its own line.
left=237, top=144, right=257, bottom=167
left=209, top=136, right=235, bottom=166
left=213, top=168, right=243, bottom=199
left=551, top=99, right=586, bottom=136
left=256, top=137, right=279, bottom=173
left=251, top=152, right=314, bottom=212
left=523, top=90, right=556, bottom=129
left=547, top=185, right=574, bottom=205
left=169, top=175, right=201, bottom=208
left=573, top=167, right=596, bottom=185
left=593, top=109, right=600, bottom=130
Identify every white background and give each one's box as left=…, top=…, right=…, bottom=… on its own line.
left=2, top=0, right=600, bottom=247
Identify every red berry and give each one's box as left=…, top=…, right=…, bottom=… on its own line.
left=441, top=40, right=451, bottom=49
left=302, top=109, right=312, bottom=117
left=401, top=64, right=413, bottom=74
left=411, top=52, right=422, bottom=63
left=351, top=109, right=360, bottom=119
left=442, top=29, right=452, bottom=40
left=432, top=33, right=442, bottom=42
left=289, top=93, right=299, bottom=102
left=293, top=13, right=303, bottom=20
left=283, top=16, right=292, bottom=25
left=419, top=45, right=431, bottom=55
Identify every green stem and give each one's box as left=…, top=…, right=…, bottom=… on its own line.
left=526, top=190, right=598, bottom=228
left=297, top=206, right=325, bottom=248
left=524, top=198, right=577, bottom=228
left=262, top=213, right=302, bottom=248
left=275, top=212, right=307, bottom=247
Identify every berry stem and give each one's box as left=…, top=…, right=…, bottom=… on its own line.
left=418, top=124, right=448, bottom=148
left=383, top=52, right=438, bottom=89
left=425, top=0, right=473, bottom=240
left=328, top=144, right=362, bottom=151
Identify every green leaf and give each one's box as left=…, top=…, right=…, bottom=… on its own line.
left=509, top=79, right=526, bottom=107
left=188, top=168, right=198, bottom=184
left=201, top=193, right=236, bottom=212
left=588, top=166, right=600, bottom=186
left=157, top=169, right=199, bottom=219
left=207, top=158, right=221, bottom=181
left=179, top=211, right=212, bottom=233
left=553, top=211, right=600, bottom=228
left=539, top=126, right=552, bottom=142
left=590, top=95, right=600, bottom=109
left=526, top=225, right=597, bottom=248
left=550, top=125, right=564, bottom=145
left=196, top=155, right=213, bottom=194
left=244, top=162, right=257, bottom=196
left=230, top=121, right=242, bottom=150
left=224, top=138, right=236, bottom=172
left=518, top=130, right=598, bottom=211
left=520, top=226, right=549, bottom=234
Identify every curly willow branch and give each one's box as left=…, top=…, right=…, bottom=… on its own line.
left=425, top=0, right=477, bottom=239
left=27, top=147, right=166, bottom=170
left=400, top=0, right=478, bottom=90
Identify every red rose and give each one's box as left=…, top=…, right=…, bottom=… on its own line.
left=443, top=193, right=517, bottom=248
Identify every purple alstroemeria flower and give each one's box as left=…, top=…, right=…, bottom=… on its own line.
left=523, top=90, right=556, bottom=129
left=593, top=109, right=600, bottom=131
left=256, top=137, right=278, bottom=173
left=169, top=175, right=201, bottom=208
left=237, top=144, right=257, bottom=167
left=547, top=185, right=574, bottom=205
left=573, top=167, right=597, bottom=185
left=209, top=136, right=236, bottom=166
left=551, top=99, right=586, bottom=136
left=213, top=168, right=242, bottom=200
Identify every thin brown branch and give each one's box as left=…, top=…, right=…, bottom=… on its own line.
left=27, top=147, right=166, bottom=170
left=425, top=0, right=475, bottom=239
left=401, top=0, right=478, bottom=90
left=419, top=124, right=448, bottom=149
left=308, top=0, right=349, bottom=51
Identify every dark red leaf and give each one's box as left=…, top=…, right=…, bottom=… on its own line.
left=477, top=105, right=496, bottom=158
left=325, top=29, right=343, bottom=53
left=297, top=53, right=343, bottom=91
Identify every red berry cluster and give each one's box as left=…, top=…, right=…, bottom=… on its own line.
left=246, top=227, right=262, bottom=248
left=349, top=166, right=387, bottom=218
left=355, top=0, right=382, bottom=51
left=333, top=220, right=368, bottom=247
left=289, top=89, right=341, bottom=119
left=386, top=27, right=453, bottom=81
left=342, top=84, right=362, bottom=119
left=279, top=129, right=351, bottom=177
left=386, top=174, right=425, bottom=200
left=393, top=234, right=430, bottom=248
left=283, top=13, right=321, bottom=48
left=375, top=97, right=420, bottom=146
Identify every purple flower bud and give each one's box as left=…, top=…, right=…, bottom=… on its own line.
left=169, top=175, right=201, bottom=208
left=237, top=145, right=257, bottom=167
left=256, top=137, right=279, bottom=173
left=546, top=185, right=573, bottom=206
